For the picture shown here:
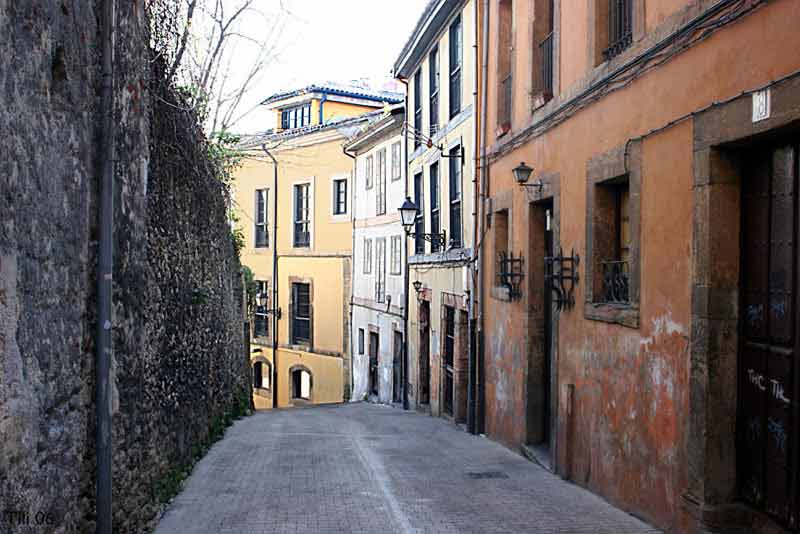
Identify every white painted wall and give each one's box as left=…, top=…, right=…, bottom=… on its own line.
left=350, top=125, right=407, bottom=403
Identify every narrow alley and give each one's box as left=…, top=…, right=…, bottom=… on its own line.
left=154, top=404, right=658, bottom=534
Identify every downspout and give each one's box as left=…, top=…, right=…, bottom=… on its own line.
left=95, top=0, right=115, bottom=531
left=466, top=0, right=480, bottom=435
left=475, top=0, right=490, bottom=435
left=342, top=143, right=356, bottom=402
left=260, top=145, right=280, bottom=409
left=319, top=94, right=328, bottom=124
left=399, top=77, right=410, bottom=411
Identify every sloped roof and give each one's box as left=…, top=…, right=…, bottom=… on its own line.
left=238, top=110, right=386, bottom=149
left=393, top=0, right=464, bottom=79
left=261, top=82, right=404, bottom=107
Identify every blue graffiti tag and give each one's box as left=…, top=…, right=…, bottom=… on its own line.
left=768, top=417, right=787, bottom=453
left=746, top=304, right=763, bottom=326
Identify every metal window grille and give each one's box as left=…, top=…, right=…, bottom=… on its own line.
left=604, top=0, right=633, bottom=60
left=600, top=260, right=630, bottom=303
left=499, top=74, right=512, bottom=126
left=538, top=32, right=554, bottom=97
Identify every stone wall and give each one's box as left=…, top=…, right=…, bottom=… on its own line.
left=0, top=2, right=249, bottom=532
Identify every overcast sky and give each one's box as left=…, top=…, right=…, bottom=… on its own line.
left=235, top=0, right=430, bottom=133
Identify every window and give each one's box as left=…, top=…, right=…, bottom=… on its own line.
left=293, top=183, right=310, bottom=247
left=493, top=210, right=509, bottom=286
left=449, top=15, right=462, bottom=119
left=594, top=181, right=631, bottom=304
left=604, top=0, right=633, bottom=60
left=363, top=238, right=373, bottom=274
left=413, top=70, right=422, bottom=149
left=497, top=1, right=513, bottom=128
left=254, top=280, right=269, bottom=337
left=429, top=46, right=439, bottom=136
left=291, top=282, right=311, bottom=345
left=254, top=189, right=268, bottom=247
left=375, top=237, right=386, bottom=302
left=281, top=103, right=312, bottom=130
left=333, top=178, right=347, bottom=215
left=448, top=147, right=462, bottom=248
left=390, top=235, right=402, bottom=275
left=365, top=155, right=374, bottom=189
left=376, top=148, right=387, bottom=215
left=532, top=0, right=555, bottom=104
left=358, top=328, right=365, bottom=354
left=414, top=171, right=425, bottom=254
left=585, top=141, right=641, bottom=327
left=391, top=142, right=401, bottom=181
left=253, top=360, right=270, bottom=389
left=429, top=162, right=441, bottom=252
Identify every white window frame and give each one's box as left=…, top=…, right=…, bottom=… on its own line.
left=291, top=178, right=315, bottom=248
left=363, top=238, right=373, bottom=274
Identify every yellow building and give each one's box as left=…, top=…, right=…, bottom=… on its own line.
left=235, top=83, right=403, bottom=409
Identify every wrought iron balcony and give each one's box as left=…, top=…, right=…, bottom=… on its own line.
left=603, top=0, right=633, bottom=61
left=600, top=260, right=630, bottom=304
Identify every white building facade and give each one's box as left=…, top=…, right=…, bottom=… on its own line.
left=344, top=107, right=407, bottom=404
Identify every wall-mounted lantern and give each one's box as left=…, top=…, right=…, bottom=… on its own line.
left=513, top=161, right=546, bottom=196
left=399, top=197, right=447, bottom=250
left=256, top=292, right=282, bottom=320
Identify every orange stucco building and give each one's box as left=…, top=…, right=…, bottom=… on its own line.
left=475, top=0, right=800, bottom=532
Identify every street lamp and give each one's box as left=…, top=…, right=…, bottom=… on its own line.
left=256, top=292, right=281, bottom=319
left=398, top=197, right=446, bottom=249
left=513, top=161, right=545, bottom=195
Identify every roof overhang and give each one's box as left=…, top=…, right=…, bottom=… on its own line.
left=393, top=0, right=465, bottom=79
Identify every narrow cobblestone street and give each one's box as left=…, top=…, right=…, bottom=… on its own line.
left=154, top=403, right=659, bottom=534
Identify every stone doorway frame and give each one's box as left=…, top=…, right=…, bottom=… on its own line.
left=685, top=74, right=800, bottom=528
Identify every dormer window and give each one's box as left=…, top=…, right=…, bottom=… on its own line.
left=281, top=103, right=312, bottom=130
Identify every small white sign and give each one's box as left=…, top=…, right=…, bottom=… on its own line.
left=752, top=88, right=770, bottom=123
left=546, top=209, right=551, bottom=231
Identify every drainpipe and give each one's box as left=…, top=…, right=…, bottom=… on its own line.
left=399, top=77, right=410, bottom=411
left=319, top=94, right=327, bottom=124
left=466, top=0, right=480, bottom=435
left=342, top=143, right=356, bottom=402
left=95, top=0, right=115, bottom=532
left=475, top=0, right=490, bottom=435
left=261, top=145, right=280, bottom=409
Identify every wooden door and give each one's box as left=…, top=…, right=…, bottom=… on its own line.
left=419, top=301, right=431, bottom=405
left=739, top=141, right=799, bottom=527
left=369, top=332, right=379, bottom=397
left=393, top=331, right=402, bottom=403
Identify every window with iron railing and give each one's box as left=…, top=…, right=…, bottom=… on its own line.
left=254, top=280, right=269, bottom=337
left=291, top=282, right=311, bottom=345
left=254, top=188, right=268, bottom=247
left=497, top=0, right=513, bottom=127
left=597, top=183, right=631, bottom=304
left=376, top=148, right=387, bottom=215
left=499, top=74, right=513, bottom=127
left=448, top=147, right=462, bottom=248
left=538, top=32, right=554, bottom=98
left=604, top=0, right=633, bottom=61
left=375, top=237, right=386, bottom=303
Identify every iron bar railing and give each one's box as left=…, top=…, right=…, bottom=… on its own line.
left=600, top=260, right=630, bottom=304
left=539, top=32, right=554, bottom=97
left=603, top=0, right=633, bottom=61
left=499, top=73, right=512, bottom=126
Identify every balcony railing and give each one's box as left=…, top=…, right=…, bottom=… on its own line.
left=538, top=32, right=554, bottom=98
left=600, top=260, right=630, bottom=304
left=499, top=73, right=512, bottom=127
left=603, top=0, right=633, bottom=61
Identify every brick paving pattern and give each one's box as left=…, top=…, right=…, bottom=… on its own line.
left=155, top=403, right=660, bottom=534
